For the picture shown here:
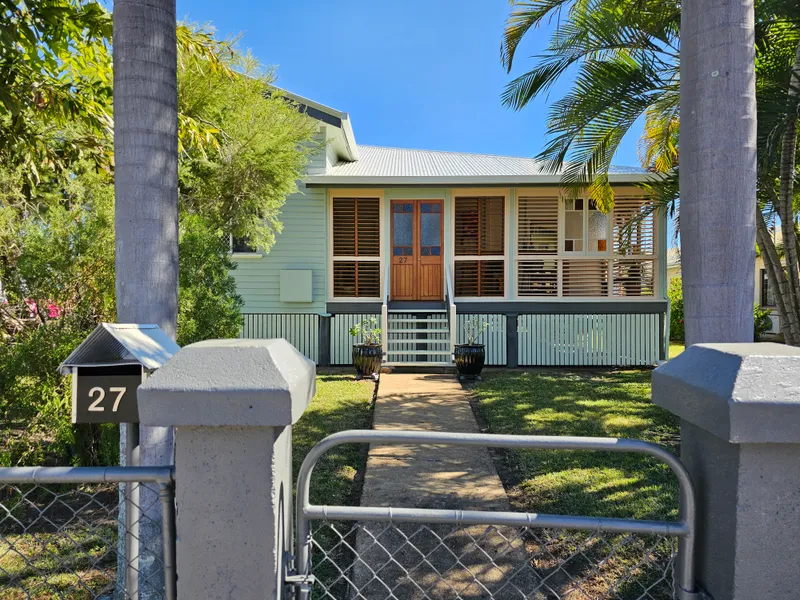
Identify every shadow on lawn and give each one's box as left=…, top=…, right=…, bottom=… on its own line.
left=471, top=370, right=681, bottom=523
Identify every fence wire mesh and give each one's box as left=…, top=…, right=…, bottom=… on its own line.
left=0, top=480, right=168, bottom=600
left=308, top=520, right=676, bottom=600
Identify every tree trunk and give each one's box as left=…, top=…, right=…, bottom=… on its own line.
left=679, top=0, right=757, bottom=345
left=113, top=0, right=178, bottom=595
left=775, top=40, right=800, bottom=340
left=756, top=207, right=800, bottom=344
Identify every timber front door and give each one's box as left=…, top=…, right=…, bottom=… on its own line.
left=391, top=200, right=444, bottom=301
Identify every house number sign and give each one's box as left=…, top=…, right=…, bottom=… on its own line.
left=72, top=365, right=143, bottom=424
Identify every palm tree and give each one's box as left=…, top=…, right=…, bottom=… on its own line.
left=679, top=0, right=757, bottom=344
left=501, top=0, right=680, bottom=208
left=113, top=0, right=178, bottom=593
left=502, top=0, right=800, bottom=345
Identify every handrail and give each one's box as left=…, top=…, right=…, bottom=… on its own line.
left=294, top=430, right=699, bottom=600
left=381, top=262, right=390, bottom=357
left=446, top=264, right=457, bottom=356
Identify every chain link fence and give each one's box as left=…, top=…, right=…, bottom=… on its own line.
left=308, top=520, right=676, bottom=600
left=293, top=431, right=699, bottom=600
left=0, top=467, right=175, bottom=600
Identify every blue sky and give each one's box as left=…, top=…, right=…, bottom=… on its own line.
left=175, top=0, right=645, bottom=167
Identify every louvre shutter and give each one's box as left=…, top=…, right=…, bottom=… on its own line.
left=612, top=259, right=655, bottom=296
left=455, top=260, right=505, bottom=297
left=517, top=197, right=558, bottom=255
left=613, top=198, right=655, bottom=255
left=332, top=197, right=381, bottom=298
left=453, top=197, right=506, bottom=297
left=517, top=197, right=559, bottom=296
left=562, top=260, right=609, bottom=296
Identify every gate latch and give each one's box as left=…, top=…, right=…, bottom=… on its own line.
left=285, top=572, right=316, bottom=593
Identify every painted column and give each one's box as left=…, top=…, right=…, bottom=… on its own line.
left=138, top=339, right=315, bottom=600
left=653, top=343, right=800, bottom=599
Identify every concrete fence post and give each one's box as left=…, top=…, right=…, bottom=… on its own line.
left=652, top=343, right=800, bottom=600
left=138, top=339, right=315, bottom=600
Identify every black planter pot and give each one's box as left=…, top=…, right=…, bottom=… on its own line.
left=454, top=344, right=485, bottom=378
left=352, top=344, right=383, bottom=379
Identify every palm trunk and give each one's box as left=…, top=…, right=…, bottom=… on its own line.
left=775, top=40, right=800, bottom=338
left=757, top=207, right=800, bottom=344
left=679, top=0, right=757, bottom=345
left=113, top=0, right=178, bottom=595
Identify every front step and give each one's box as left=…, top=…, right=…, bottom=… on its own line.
left=386, top=308, right=453, bottom=366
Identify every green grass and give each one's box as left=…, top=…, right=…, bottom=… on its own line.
left=471, top=370, right=681, bottom=599
left=0, top=375, right=376, bottom=600
left=669, top=343, right=685, bottom=359
left=472, top=370, right=680, bottom=521
left=293, top=374, right=376, bottom=506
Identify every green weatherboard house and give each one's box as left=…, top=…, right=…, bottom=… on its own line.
left=233, top=90, right=668, bottom=368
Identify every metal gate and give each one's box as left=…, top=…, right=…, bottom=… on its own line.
left=290, top=431, right=703, bottom=600
left=0, top=466, right=176, bottom=600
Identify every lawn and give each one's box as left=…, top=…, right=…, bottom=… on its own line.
left=669, top=343, right=685, bottom=359
left=471, top=369, right=681, bottom=598
left=471, top=369, right=681, bottom=521
left=0, top=374, right=376, bottom=600
left=292, top=374, right=376, bottom=506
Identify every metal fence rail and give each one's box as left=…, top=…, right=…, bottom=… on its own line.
left=0, top=466, right=175, bottom=600
left=293, top=431, right=700, bottom=600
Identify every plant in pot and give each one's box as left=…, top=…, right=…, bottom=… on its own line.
left=349, top=317, right=383, bottom=380
left=454, top=317, right=488, bottom=380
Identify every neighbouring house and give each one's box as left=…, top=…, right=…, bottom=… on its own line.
left=232, top=90, right=669, bottom=367
left=667, top=240, right=781, bottom=335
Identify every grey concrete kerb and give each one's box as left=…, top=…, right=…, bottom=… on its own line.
left=653, top=342, right=800, bottom=443
left=138, top=338, right=316, bottom=427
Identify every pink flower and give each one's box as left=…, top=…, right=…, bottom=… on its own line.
left=47, top=304, right=62, bottom=319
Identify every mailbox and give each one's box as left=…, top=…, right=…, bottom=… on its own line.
left=59, top=323, right=180, bottom=424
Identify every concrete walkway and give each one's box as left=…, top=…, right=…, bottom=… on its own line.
left=360, top=374, right=510, bottom=511
left=352, top=374, right=535, bottom=600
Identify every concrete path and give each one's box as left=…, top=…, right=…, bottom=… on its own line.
left=360, top=374, right=510, bottom=511
left=352, top=374, right=537, bottom=600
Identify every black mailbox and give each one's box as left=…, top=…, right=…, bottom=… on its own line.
left=59, top=324, right=180, bottom=424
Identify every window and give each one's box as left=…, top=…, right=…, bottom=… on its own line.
left=515, top=194, right=657, bottom=298
left=517, top=197, right=558, bottom=296
left=761, top=269, right=776, bottom=307
left=563, top=199, right=608, bottom=253
left=454, top=197, right=505, bottom=297
left=231, top=235, right=256, bottom=253
left=332, top=197, right=381, bottom=297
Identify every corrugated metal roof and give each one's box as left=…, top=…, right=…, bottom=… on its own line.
left=59, top=323, right=180, bottom=373
left=310, top=145, right=649, bottom=184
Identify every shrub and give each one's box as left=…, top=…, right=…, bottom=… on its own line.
left=667, top=276, right=684, bottom=342
left=754, top=304, right=774, bottom=339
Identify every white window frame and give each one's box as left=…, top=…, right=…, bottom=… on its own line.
left=450, top=188, right=511, bottom=301
left=514, top=188, right=661, bottom=300
left=327, top=189, right=386, bottom=302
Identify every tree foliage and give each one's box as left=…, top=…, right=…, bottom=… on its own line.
left=0, top=20, right=318, bottom=464
left=502, top=0, right=800, bottom=344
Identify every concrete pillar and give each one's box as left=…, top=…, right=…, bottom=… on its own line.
left=138, top=339, right=315, bottom=600
left=652, top=343, right=800, bottom=599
